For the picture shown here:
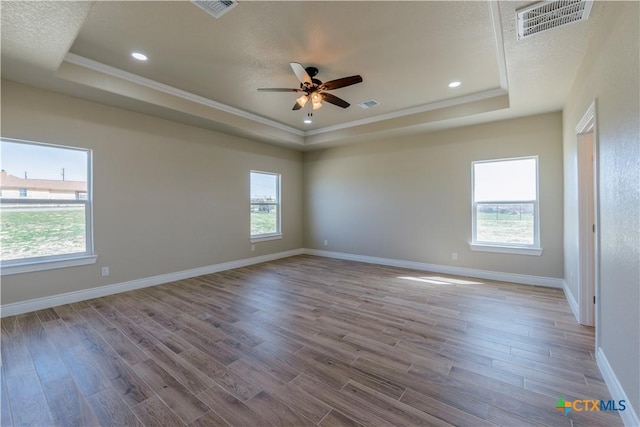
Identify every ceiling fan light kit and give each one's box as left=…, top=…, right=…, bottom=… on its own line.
left=296, top=94, right=309, bottom=108
left=258, top=62, right=363, bottom=116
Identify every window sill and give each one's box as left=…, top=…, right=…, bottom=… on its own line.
left=469, top=243, right=543, bottom=256
left=250, top=234, right=283, bottom=243
left=1, top=255, right=98, bottom=276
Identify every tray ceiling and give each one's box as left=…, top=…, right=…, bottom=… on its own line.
left=1, top=1, right=603, bottom=149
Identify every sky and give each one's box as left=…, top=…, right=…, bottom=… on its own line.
left=1, top=139, right=88, bottom=182
left=474, top=158, right=537, bottom=201
left=250, top=171, right=278, bottom=199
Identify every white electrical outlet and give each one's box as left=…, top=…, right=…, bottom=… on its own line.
left=101, top=266, right=110, bottom=277
left=452, top=253, right=458, bottom=261
left=324, top=240, right=328, bottom=246
left=251, top=244, right=255, bottom=252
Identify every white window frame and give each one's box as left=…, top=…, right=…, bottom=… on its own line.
left=470, top=156, right=542, bottom=256
left=250, top=170, right=282, bottom=243
left=1, top=138, right=96, bottom=275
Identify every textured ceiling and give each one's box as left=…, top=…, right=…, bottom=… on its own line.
left=0, top=1, right=604, bottom=150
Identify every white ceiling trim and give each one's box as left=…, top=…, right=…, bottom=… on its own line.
left=64, top=53, right=305, bottom=136
left=304, top=87, right=508, bottom=137
left=488, top=1, right=509, bottom=90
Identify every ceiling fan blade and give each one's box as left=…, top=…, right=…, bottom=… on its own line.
left=321, top=92, right=350, bottom=108
left=292, top=102, right=303, bottom=110
left=290, top=62, right=312, bottom=85
left=321, top=75, right=363, bottom=91
left=257, top=88, right=304, bottom=92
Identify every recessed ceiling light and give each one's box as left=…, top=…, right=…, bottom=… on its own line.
left=303, top=118, right=312, bottom=124
left=448, top=81, right=461, bottom=88
left=131, top=52, right=148, bottom=61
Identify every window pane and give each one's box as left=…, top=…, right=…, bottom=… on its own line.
left=476, top=203, right=534, bottom=245
left=251, top=204, right=278, bottom=235
left=474, top=158, right=536, bottom=202
left=250, top=171, right=280, bottom=237
left=1, top=203, right=87, bottom=260
left=1, top=140, right=87, bottom=183
left=250, top=172, right=278, bottom=202
left=1, top=139, right=91, bottom=265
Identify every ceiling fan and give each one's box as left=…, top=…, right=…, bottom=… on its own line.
left=258, top=63, right=363, bottom=111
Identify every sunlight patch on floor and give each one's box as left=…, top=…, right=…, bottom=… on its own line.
left=397, top=276, right=484, bottom=285
left=397, top=276, right=451, bottom=285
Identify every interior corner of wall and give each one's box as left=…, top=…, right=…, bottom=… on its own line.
left=563, top=278, right=580, bottom=323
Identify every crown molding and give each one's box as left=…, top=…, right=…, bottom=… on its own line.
left=304, top=87, right=508, bottom=137
left=64, top=53, right=305, bottom=137
left=488, top=1, right=509, bottom=91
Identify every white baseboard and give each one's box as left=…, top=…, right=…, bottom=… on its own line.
left=303, top=248, right=564, bottom=288
left=0, top=249, right=304, bottom=317
left=563, top=280, right=581, bottom=323
left=597, top=348, right=640, bottom=427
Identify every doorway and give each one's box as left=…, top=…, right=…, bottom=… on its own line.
left=576, top=101, right=598, bottom=331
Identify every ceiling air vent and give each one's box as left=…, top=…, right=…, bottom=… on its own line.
left=516, top=0, right=593, bottom=40
left=358, top=100, right=380, bottom=109
left=191, top=0, right=238, bottom=19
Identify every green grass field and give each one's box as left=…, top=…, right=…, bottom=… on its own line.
left=1, top=207, right=86, bottom=260
left=251, top=210, right=278, bottom=236
left=476, top=212, right=533, bottom=244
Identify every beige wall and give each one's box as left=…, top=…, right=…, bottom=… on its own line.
left=303, top=112, right=564, bottom=279
left=562, top=2, right=639, bottom=415
left=1, top=80, right=303, bottom=305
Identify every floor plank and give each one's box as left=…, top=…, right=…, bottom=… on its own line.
left=319, top=409, right=364, bottom=427
left=132, top=358, right=209, bottom=424
left=41, top=375, right=100, bottom=427
left=400, top=387, right=498, bottom=427
left=179, top=346, right=262, bottom=401
left=86, top=387, right=143, bottom=427
left=291, top=373, right=393, bottom=426
left=196, top=384, right=271, bottom=426
left=131, top=394, right=186, bottom=427
left=0, top=369, right=12, bottom=427
left=58, top=344, right=112, bottom=397
left=227, top=357, right=332, bottom=423
left=5, top=372, right=55, bottom=426
left=245, top=390, right=315, bottom=426
left=188, top=410, right=230, bottom=427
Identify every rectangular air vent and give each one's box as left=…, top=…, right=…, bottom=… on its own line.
left=191, top=0, right=238, bottom=19
left=517, top=0, right=593, bottom=40
left=358, top=100, right=380, bottom=109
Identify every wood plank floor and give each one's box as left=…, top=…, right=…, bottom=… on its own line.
left=1, top=255, right=623, bottom=426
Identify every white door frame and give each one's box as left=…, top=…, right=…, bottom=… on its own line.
left=576, top=101, right=599, bottom=340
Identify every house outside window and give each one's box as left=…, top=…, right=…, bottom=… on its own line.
left=0, top=138, right=96, bottom=274
left=470, top=156, right=542, bottom=255
left=250, top=170, right=282, bottom=242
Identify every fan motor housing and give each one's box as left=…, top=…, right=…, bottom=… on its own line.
left=305, top=67, right=319, bottom=77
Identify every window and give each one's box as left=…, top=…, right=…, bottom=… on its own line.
left=1, top=138, right=96, bottom=274
left=471, top=156, right=542, bottom=255
left=250, top=171, right=281, bottom=241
